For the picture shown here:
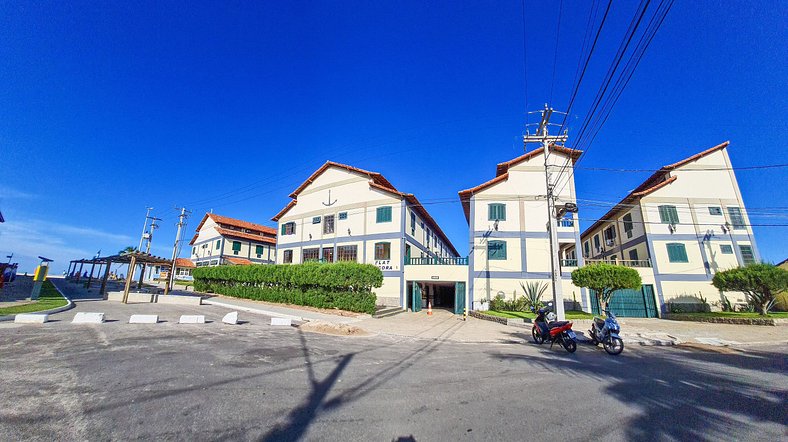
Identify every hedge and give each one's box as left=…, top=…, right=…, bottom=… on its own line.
left=192, top=262, right=383, bottom=314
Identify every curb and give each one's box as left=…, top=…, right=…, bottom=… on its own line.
left=0, top=281, right=74, bottom=322
left=202, top=299, right=307, bottom=322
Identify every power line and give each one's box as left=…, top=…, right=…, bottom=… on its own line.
left=548, top=0, right=565, bottom=105
left=521, top=0, right=528, bottom=116
left=550, top=163, right=788, bottom=172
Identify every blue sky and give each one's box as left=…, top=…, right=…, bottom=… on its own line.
left=1, top=1, right=786, bottom=273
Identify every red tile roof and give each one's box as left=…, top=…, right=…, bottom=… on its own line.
left=271, top=200, right=297, bottom=222
left=580, top=141, right=730, bottom=239
left=216, top=228, right=277, bottom=245
left=224, top=257, right=253, bottom=265
left=458, top=145, right=582, bottom=222
left=174, top=258, right=195, bottom=268
left=288, top=161, right=399, bottom=199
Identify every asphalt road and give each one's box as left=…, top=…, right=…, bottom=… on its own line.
left=0, top=316, right=785, bottom=441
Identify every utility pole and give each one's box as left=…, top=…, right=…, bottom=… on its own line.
left=524, top=104, right=569, bottom=321
left=138, top=207, right=154, bottom=251
left=164, top=207, right=190, bottom=295
left=144, top=217, right=161, bottom=254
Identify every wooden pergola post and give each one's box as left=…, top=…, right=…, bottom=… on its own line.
left=122, top=255, right=137, bottom=304
left=76, top=262, right=85, bottom=282
left=66, top=261, right=74, bottom=278
left=100, top=260, right=112, bottom=299
left=86, top=261, right=97, bottom=289
left=137, top=263, right=146, bottom=289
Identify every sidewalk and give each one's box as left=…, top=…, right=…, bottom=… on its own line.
left=197, top=294, right=369, bottom=325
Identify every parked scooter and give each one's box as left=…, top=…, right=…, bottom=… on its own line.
left=589, top=308, right=624, bottom=355
left=531, top=303, right=577, bottom=353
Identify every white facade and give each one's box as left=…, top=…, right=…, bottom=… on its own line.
left=459, top=146, right=587, bottom=311
left=570, top=141, right=760, bottom=312
left=273, top=162, right=460, bottom=308
left=189, top=213, right=277, bottom=267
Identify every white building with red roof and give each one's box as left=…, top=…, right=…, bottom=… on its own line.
left=273, top=161, right=461, bottom=308
left=189, top=213, right=277, bottom=267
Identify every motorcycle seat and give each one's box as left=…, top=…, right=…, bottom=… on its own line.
left=548, top=321, right=570, bottom=329
left=594, top=317, right=606, bottom=327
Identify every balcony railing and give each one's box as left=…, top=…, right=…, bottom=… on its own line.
left=560, top=259, right=578, bottom=267
left=558, top=219, right=575, bottom=228
left=585, top=259, right=652, bottom=268
left=406, top=257, right=468, bottom=266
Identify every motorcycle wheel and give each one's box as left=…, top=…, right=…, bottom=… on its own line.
left=563, top=335, right=577, bottom=353
left=532, top=326, right=544, bottom=344
left=603, top=337, right=624, bottom=355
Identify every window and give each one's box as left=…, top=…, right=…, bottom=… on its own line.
left=604, top=226, right=617, bottom=243
left=488, top=240, right=507, bottom=260
left=283, top=250, right=293, bottom=264
left=374, top=242, right=391, bottom=260
left=338, top=212, right=348, bottom=220
left=312, top=216, right=321, bottom=224
left=405, top=244, right=411, bottom=261
left=303, top=248, right=320, bottom=262
left=281, top=222, right=295, bottom=235
left=739, top=245, right=755, bottom=265
left=622, top=214, right=633, bottom=238
left=216, top=240, right=221, bottom=250
left=628, top=249, right=639, bottom=261
left=666, top=243, right=689, bottom=263
left=322, top=247, right=334, bottom=263
left=433, top=234, right=437, bottom=247
left=232, top=241, right=241, bottom=255
left=593, top=235, right=600, bottom=250
left=720, top=244, right=733, bottom=254
left=728, top=207, right=745, bottom=229
left=583, top=241, right=590, bottom=257
left=337, top=245, right=357, bottom=262
left=488, top=203, right=506, bottom=221
left=709, top=206, right=722, bottom=216
left=410, top=212, right=416, bottom=235
left=255, top=245, right=264, bottom=257
left=376, top=206, right=392, bottom=223
left=659, top=205, right=680, bottom=224
left=426, top=230, right=431, bottom=247
left=323, top=215, right=335, bottom=234
left=192, top=247, right=196, bottom=255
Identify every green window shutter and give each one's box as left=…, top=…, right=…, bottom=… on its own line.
left=739, top=245, right=755, bottom=264
left=728, top=207, right=745, bottom=229
left=232, top=241, right=241, bottom=252
left=666, top=243, right=688, bottom=263
left=215, top=240, right=221, bottom=250
left=488, top=240, right=507, bottom=260
left=488, top=203, right=506, bottom=221
left=255, top=245, right=264, bottom=255
left=376, top=206, right=392, bottom=223
left=280, top=224, right=286, bottom=235
left=659, top=205, right=679, bottom=224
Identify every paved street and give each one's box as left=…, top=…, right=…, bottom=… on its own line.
left=1, top=298, right=785, bottom=442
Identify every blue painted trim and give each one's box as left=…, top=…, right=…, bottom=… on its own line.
left=658, top=274, right=712, bottom=282
left=648, top=233, right=753, bottom=242
left=405, top=234, right=439, bottom=258
left=278, top=232, right=401, bottom=250
left=473, top=230, right=575, bottom=240
left=471, top=270, right=574, bottom=280
left=468, top=196, right=475, bottom=307
left=383, top=270, right=401, bottom=278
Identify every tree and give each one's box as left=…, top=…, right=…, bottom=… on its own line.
left=571, top=263, right=642, bottom=310
left=712, top=264, right=788, bottom=315
left=119, top=246, right=136, bottom=255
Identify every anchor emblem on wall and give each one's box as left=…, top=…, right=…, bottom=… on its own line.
left=322, top=189, right=338, bottom=207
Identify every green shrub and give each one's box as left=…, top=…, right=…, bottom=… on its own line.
left=192, top=262, right=383, bottom=314
left=571, top=263, right=642, bottom=310
left=712, top=264, right=788, bottom=315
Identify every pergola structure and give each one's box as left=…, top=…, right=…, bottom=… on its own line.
left=67, top=251, right=173, bottom=303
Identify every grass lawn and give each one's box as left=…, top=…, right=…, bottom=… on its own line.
left=484, top=310, right=594, bottom=320
left=0, top=280, right=68, bottom=316
left=669, top=311, right=788, bottom=319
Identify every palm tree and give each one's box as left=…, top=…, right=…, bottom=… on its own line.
left=119, top=246, right=136, bottom=255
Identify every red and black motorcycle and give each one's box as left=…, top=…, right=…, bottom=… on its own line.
left=531, top=304, right=577, bottom=353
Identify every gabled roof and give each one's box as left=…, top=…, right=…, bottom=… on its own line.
left=288, top=161, right=399, bottom=199
left=458, top=145, right=582, bottom=222
left=224, top=257, right=253, bottom=265
left=216, top=228, right=277, bottom=245
left=580, top=141, right=730, bottom=239
left=174, top=258, right=195, bottom=268
left=272, top=161, right=460, bottom=257
left=194, top=213, right=276, bottom=235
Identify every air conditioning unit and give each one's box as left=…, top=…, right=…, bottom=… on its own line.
left=606, top=239, right=615, bottom=247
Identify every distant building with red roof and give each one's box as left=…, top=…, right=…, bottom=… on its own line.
left=189, top=213, right=277, bottom=267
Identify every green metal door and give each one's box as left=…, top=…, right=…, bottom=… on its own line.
left=454, top=282, right=466, bottom=315
left=412, top=282, right=422, bottom=312
left=591, top=285, right=658, bottom=318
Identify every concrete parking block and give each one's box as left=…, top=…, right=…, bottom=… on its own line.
left=179, top=315, right=205, bottom=324
left=129, top=314, right=159, bottom=324
left=222, top=311, right=239, bottom=325
left=271, top=317, right=292, bottom=326
left=72, top=312, right=105, bottom=324
left=14, top=314, right=48, bottom=324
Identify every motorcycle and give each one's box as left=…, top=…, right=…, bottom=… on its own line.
left=531, top=304, right=577, bottom=353
left=589, top=308, right=624, bottom=355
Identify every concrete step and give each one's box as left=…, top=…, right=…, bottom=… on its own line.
left=374, top=306, right=404, bottom=319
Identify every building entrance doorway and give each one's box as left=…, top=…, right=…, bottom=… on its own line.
left=407, top=281, right=466, bottom=314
